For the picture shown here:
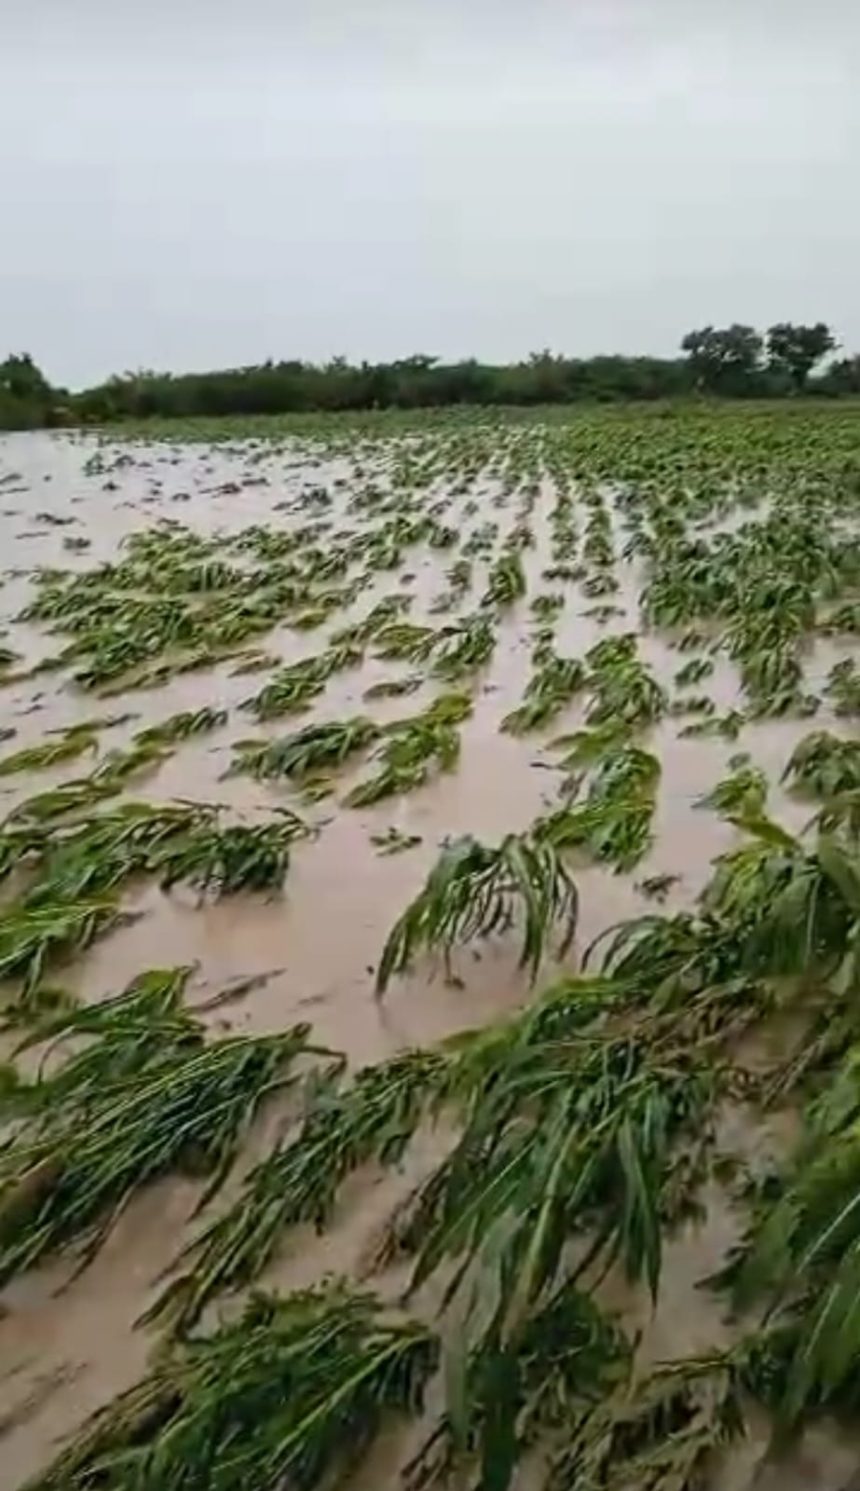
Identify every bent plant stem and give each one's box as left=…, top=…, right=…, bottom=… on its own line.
left=376, top=832, right=578, bottom=993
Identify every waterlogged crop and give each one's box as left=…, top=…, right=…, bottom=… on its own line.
left=345, top=694, right=472, bottom=806
left=5, top=404, right=860, bottom=1491
left=229, top=716, right=380, bottom=783
left=501, top=651, right=585, bottom=734
left=535, top=742, right=661, bottom=871
left=377, top=830, right=578, bottom=988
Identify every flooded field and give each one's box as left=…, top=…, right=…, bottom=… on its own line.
left=1, top=406, right=860, bottom=1489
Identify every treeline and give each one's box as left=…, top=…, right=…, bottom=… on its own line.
left=0, top=354, right=62, bottom=430
left=4, top=324, right=860, bottom=429
left=76, top=353, right=697, bottom=421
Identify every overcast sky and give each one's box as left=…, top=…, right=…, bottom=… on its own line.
left=1, top=0, right=857, bottom=387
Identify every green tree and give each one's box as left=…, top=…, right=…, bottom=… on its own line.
left=821, top=355, right=860, bottom=395
left=680, top=325, right=763, bottom=395
left=0, top=352, right=57, bottom=429
left=0, top=352, right=52, bottom=402
left=766, top=321, right=837, bottom=392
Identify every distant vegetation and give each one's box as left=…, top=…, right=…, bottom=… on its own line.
left=4, top=322, right=860, bottom=429
left=0, top=353, right=62, bottom=430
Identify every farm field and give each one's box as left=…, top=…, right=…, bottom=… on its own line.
left=2, top=403, right=860, bottom=1488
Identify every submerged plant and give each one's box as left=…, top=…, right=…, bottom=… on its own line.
left=377, top=831, right=578, bottom=990
left=2, top=775, right=122, bottom=829
left=406, top=1281, right=629, bottom=1491
left=155, top=815, right=309, bottom=897
left=548, top=1356, right=745, bottom=1491
left=584, top=634, right=666, bottom=727
left=674, top=656, right=715, bottom=688
left=782, top=730, right=860, bottom=800
left=148, top=1048, right=448, bottom=1331
left=732, top=1039, right=860, bottom=1421
left=17, top=801, right=211, bottom=907
left=372, top=622, right=438, bottom=663
left=637, top=871, right=681, bottom=902
left=0, top=723, right=98, bottom=778
left=696, top=754, right=768, bottom=817
left=699, top=815, right=859, bottom=984
left=501, top=652, right=585, bottom=734
left=150, top=961, right=741, bottom=1365
left=825, top=657, right=860, bottom=718
left=678, top=708, right=745, bottom=742
left=134, top=706, right=228, bottom=747
left=536, top=744, right=661, bottom=872
left=482, top=548, right=526, bottom=608
left=345, top=695, right=471, bottom=807
left=27, top=1285, right=437, bottom=1491
left=549, top=720, right=631, bottom=772
left=385, top=1010, right=723, bottom=1488
left=229, top=717, right=379, bottom=783
left=0, top=974, right=317, bottom=1283
left=241, top=644, right=362, bottom=720
left=0, top=898, right=123, bottom=1003
left=370, top=826, right=423, bottom=856
left=432, top=613, right=496, bottom=680
left=240, top=658, right=328, bottom=719
left=363, top=674, right=423, bottom=701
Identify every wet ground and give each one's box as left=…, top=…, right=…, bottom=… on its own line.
left=0, top=423, right=858, bottom=1489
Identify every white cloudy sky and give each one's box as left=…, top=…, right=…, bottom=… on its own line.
left=1, top=0, right=857, bottom=386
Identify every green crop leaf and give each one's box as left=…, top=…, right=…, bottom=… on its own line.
left=345, top=694, right=471, bottom=806
left=26, top=1285, right=437, bottom=1491
left=377, top=830, right=578, bottom=992
left=154, top=814, right=309, bottom=897
left=229, top=716, right=379, bottom=782
left=0, top=969, right=318, bottom=1284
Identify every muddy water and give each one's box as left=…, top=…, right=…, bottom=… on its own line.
left=0, top=429, right=857, bottom=1489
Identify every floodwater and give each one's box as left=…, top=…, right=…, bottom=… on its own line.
left=0, top=428, right=857, bottom=1489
